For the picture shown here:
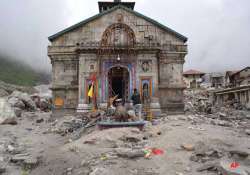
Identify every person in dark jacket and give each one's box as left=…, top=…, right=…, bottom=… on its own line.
left=131, top=89, right=141, bottom=105
left=131, top=89, right=142, bottom=119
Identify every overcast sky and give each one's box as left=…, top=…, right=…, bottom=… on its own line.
left=0, top=0, right=249, bottom=73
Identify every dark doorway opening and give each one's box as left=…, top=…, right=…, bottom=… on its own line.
left=108, top=67, right=129, bottom=102
left=112, top=77, right=123, bottom=99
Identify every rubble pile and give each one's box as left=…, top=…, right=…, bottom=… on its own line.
left=184, top=89, right=211, bottom=114
left=0, top=134, right=40, bottom=173
left=63, top=127, right=162, bottom=174
left=189, top=141, right=250, bottom=174
left=8, top=91, right=37, bottom=111
left=0, top=98, right=17, bottom=125
left=47, top=115, right=92, bottom=136
left=1, top=82, right=250, bottom=175
left=184, top=89, right=250, bottom=130
left=0, top=83, right=52, bottom=126
left=0, top=80, right=36, bottom=95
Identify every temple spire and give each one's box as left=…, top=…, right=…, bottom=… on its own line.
left=98, top=0, right=135, bottom=13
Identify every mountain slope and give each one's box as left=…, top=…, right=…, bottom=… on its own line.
left=0, top=55, right=50, bottom=86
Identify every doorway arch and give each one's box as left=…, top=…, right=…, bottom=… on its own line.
left=108, top=66, right=130, bottom=102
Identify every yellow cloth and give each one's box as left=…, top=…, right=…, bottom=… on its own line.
left=88, top=84, right=94, bottom=98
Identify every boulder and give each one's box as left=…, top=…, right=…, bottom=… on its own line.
left=21, top=112, right=38, bottom=120
left=0, top=89, right=8, bottom=97
left=229, top=149, right=249, bottom=158
left=181, top=144, right=195, bottom=151
left=245, top=129, right=250, bottom=135
left=0, top=98, right=17, bottom=125
left=8, top=97, right=25, bottom=109
left=246, top=115, right=250, bottom=119
left=9, top=91, right=36, bottom=111
left=115, top=148, right=145, bottom=159
left=196, top=161, right=218, bottom=172
left=40, top=98, right=51, bottom=111
left=219, top=112, right=227, bottom=119
left=13, top=107, right=22, bottom=118
left=0, top=166, right=6, bottom=174
left=11, top=154, right=38, bottom=169
left=36, top=118, right=44, bottom=123
left=245, top=103, right=250, bottom=110
left=90, top=168, right=111, bottom=175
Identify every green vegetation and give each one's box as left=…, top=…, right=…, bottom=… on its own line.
left=0, top=55, right=50, bottom=86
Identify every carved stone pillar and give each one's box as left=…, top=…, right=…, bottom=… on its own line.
left=49, top=54, right=79, bottom=115
left=158, top=51, right=186, bottom=114
left=77, top=53, right=97, bottom=112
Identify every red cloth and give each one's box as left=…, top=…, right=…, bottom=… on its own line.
left=152, top=148, right=164, bottom=155
left=91, top=74, right=96, bottom=82
left=230, top=162, right=240, bottom=169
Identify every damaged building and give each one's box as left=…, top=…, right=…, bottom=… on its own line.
left=183, top=69, right=205, bottom=89
left=47, top=0, right=188, bottom=116
left=213, top=67, right=250, bottom=109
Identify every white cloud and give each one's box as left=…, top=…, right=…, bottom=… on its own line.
left=0, top=0, right=249, bottom=72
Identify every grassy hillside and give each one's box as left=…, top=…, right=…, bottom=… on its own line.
left=0, top=55, right=50, bottom=86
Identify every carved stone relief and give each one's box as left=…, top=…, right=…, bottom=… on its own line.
left=139, top=60, right=152, bottom=73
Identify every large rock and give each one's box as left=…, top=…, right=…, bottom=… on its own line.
left=115, top=148, right=145, bottom=159
left=8, top=97, right=25, bottom=109
left=90, top=168, right=111, bottom=175
left=0, top=98, right=17, bottom=125
left=181, top=144, right=195, bottom=151
left=0, top=165, right=6, bottom=174
left=245, top=129, right=250, bottom=135
left=0, top=89, right=9, bottom=97
left=11, top=153, right=38, bottom=169
left=40, top=98, right=51, bottom=111
left=13, top=108, right=22, bottom=118
left=196, top=160, right=218, bottom=172
left=9, top=91, right=36, bottom=111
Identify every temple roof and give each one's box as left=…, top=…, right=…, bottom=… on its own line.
left=48, top=5, right=188, bottom=42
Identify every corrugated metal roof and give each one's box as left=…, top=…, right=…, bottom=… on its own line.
left=183, top=69, right=205, bottom=75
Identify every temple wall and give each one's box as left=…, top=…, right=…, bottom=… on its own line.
left=50, top=55, right=79, bottom=115
left=158, top=52, right=185, bottom=113
left=51, top=8, right=184, bottom=46
left=136, top=53, right=159, bottom=97
left=48, top=6, right=187, bottom=115
left=78, top=54, right=98, bottom=104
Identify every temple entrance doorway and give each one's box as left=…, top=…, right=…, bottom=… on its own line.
left=108, top=66, right=129, bottom=102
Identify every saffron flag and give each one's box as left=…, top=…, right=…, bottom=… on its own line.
left=88, top=83, right=94, bottom=98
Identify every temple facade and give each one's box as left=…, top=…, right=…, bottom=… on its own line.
left=48, top=0, right=188, bottom=116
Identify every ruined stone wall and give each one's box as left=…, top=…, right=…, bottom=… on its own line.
left=239, top=68, right=250, bottom=86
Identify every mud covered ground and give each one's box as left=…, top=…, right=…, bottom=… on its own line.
left=1, top=112, right=250, bottom=175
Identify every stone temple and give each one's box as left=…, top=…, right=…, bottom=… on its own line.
left=48, top=0, right=188, bottom=116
